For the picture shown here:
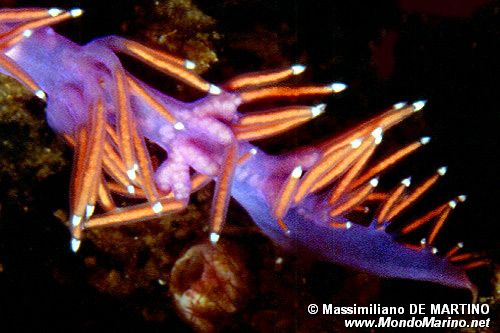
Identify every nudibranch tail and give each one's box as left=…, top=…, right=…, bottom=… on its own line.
left=229, top=98, right=483, bottom=291
left=0, top=7, right=485, bottom=291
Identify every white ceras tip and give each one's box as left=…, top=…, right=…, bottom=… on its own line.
left=393, top=101, right=407, bottom=110
left=85, top=205, right=95, bottom=219
left=457, top=242, right=464, bottom=248
left=127, top=184, right=135, bottom=194
left=291, top=166, right=303, bottom=179
left=71, top=238, right=81, bottom=253
left=458, top=194, right=467, bottom=202
left=401, top=177, right=412, bottom=187
left=311, top=103, right=326, bottom=118
left=48, top=8, right=64, bottom=17
left=329, top=82, right=347, bottom=93
left=420, top=238, right=427, bottom=245
left=291, top=64, right=306, bottom=75
left=448, top=200, right=457, bottom=209
left=412, top=100, right=427, bottom=112
left=369, top=178, right=379, bottom=187
left=432, top=247, right=438, bottom=254
left=184, top=60, right=196, bottom=70
left=420, top=136, right=431, bottom=145
left=70, top=8, right=84, bottom=17
left=127, top=168, right=137, bottom=181
left=152, top=202, right=163, bottom=213
left=371, top=127, right=383, bottom=145
left=22, top=29, right=33, bottom=38
left=173, top=122, right=185, bottom=130
left=437, top=166, right=447, bottom=176
left=249, top=148, right=258, bottom=155
left=345, top=221, right=353, bottom=229
left=350, top=138, right=363, bottom=149
left=71, top=215, right=82, bottom=227
left=209, top=232, right=220, bottom=244
left=208, top=84, right=222, bottom=95
left=35, top=90, right=47, bottom=101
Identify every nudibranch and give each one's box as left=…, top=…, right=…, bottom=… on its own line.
left=0, top=8, right=485, bottom=292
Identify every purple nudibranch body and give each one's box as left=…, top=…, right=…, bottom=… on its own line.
left=0, top=8, right=475, bottom=293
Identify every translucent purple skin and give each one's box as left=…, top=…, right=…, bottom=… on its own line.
left=232, top=147, right=473, bottom=291
left=0, top=26, right=473, bottom=291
